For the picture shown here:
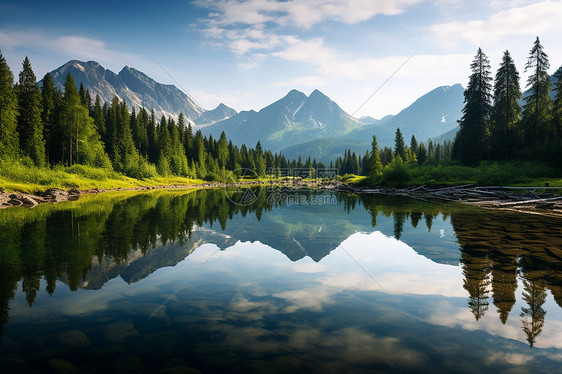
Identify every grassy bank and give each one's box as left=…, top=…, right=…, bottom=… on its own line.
left=0, top=160, right=206, bottom=194
left=345, top=160, right=562, bottom=188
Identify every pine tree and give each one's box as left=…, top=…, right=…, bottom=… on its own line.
left=369, top=135, right=383, bottom=177
left=553, top=66, right=562, bottom=132
left=410, top=135, right=418, bottom=155
left=147, top=110, right=158, bottom=163
left=491, top=50, right=521, bottom=160
left=522, top=37, right=551, bottom=155
left=183, top=122, right=193, bottom=161
left=217, top=131, right=229, bottom=168
left=41, top=73, right=59, bottom=163
left=394, top=128, right=405, bottom=159
left=551, top=66, right=562, bottom=164
left=92, top=95, right=105, bottom=140
left=0, top=51, right=19, bottom=159
left=78, top=83, right=89, bottom=108
left=417, top=142, right=427, bottom=164
left=135, top=108, right=149, bottom=156
left=428, top=140, right=435, bottom=162
left=380, top=146, right=394, bottom=166
left=16, top=57, right=45, bottom=166
left=453, top=48, right=492, bottom=165
left=61, top=73, right=110, bottom=168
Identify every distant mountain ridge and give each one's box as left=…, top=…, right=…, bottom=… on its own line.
left=202, top=88, right=364, bottom=151
left=42, top=59, right=467, bottom=160
left=41, top=60, right=237, bottom=124
left=281, top=84, right=465, bottom=161
left=195, top=103, right=238, bottom=127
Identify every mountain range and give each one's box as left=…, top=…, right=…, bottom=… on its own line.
left=44, top=59, right=466, bottom=159
left=42, top=60, right=237, bottom=124
left=280, top=84, right=465, bottom=161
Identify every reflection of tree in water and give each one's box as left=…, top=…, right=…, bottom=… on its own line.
left=452, top=209, right=562, bottom=347
left=520, top=278, right=547, bottom=348
left=0, top=188, right=272, bottom=336
left=0, top=266, right=18, bottom=337
left=393, top=212, right=406, bottom=240
left=424, top=213, right=434, bottom=232
left=461, top=250, right=491, bottom=321
left=410, top=212, right=422, bottom=228
left=491, top=253, right=518, bottom=324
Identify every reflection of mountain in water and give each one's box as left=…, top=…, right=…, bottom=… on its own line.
left=64, top=228, right=237, bottom=290
left=2, top=188, right=562, bottom=346
left=217, top=193, right=461, bottom=264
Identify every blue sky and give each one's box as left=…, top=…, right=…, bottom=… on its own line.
left=1, top=0, right=561, bottom=118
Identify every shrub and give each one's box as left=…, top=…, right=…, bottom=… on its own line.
left=381, top=157, right=411, bottom=186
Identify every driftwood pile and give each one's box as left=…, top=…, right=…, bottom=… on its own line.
left=331, top=184, right=562, bottom=217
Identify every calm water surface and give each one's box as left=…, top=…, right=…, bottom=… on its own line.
left=1, top=188, right=562, bottom=373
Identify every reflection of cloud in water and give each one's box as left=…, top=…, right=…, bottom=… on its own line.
left=215, top=321, right=426, bottom=369
left=273, top=287, right=333, bottom=312
left=486, top=351, right=533, bottom=366
left=318, top=327, right=426, bottom=367
left=427, top=300, right=562, bottom=349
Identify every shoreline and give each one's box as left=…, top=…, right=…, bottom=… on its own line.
left=3, top=181, right=562, bottom=218
left=0, top=181, right=261, bottom=209
left=334, top=184, right=562, bottom=218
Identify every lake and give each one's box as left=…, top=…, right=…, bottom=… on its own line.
left=1, top=187, right=562, bottom=373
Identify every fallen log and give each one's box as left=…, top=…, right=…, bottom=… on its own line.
left=492, top=196, right=562, bottom=207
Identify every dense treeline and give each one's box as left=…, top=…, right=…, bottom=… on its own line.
left=335, top=128, right=453, bottom=176
left=453, top=37, right=562, bottom=166
left=0, top=52, right=329, bottom=181
left=351, top=36, right=561, bottom=186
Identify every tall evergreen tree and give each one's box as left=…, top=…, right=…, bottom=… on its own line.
left=217, top=131, right=229, bottom=168
left=0, top=51, right=19, bottom=159
left=416, top=142, right=427, bottom=164
left=410, top=135, right=418, bottom=156
left=135, top=108, right=149, bottom=156
left=183, top=122, right=193, bottom=161
left=61, top=73, right=110, bottom=167
left=394, top=128, right=406, bottom=159
left=16, top=57, right=45, bottom=166
left=147, top=109, right=158, bottom=163
left=92, top=95, right=105, bottom=139
left=41, top=73, right=59, bottom=163
left=522, top=37, right=551, bottom=154
left=453, top=48, right=492, bottom=165
left=369, top=135, right=383, bottom=177
left=491, top=50, right=521, bottom=160
left=551, top=66, right=562, bottom=163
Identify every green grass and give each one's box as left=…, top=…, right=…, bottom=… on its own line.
left=0, top=159, right=206, bottom=194
left=350, top=161, right=562, bottom=188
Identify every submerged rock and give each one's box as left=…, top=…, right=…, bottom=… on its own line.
left=110, top=354, right=148, bottom=374
left=0, top=354, right=28, bottom=370
left=104, top=321, right=140, bottom=343
left=130, top=330, right=187, bottom=359
left=194, top=347, right=239, bottom=367
left=48, top=358, right=75, bottom=374
left=57, top=330, right=91, bottom=349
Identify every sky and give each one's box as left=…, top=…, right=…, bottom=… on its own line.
left=1, top=0, right=561, bottom=118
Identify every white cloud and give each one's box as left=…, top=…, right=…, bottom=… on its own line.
left=238, top=52, right=268, bottom=69
left=196, top=0, right=424, bottom=29
left=430, top=1, right=562, bottom=48
left=271, top=36, right=471, bottom=85
left=0, top=29, right=137, bottom=71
